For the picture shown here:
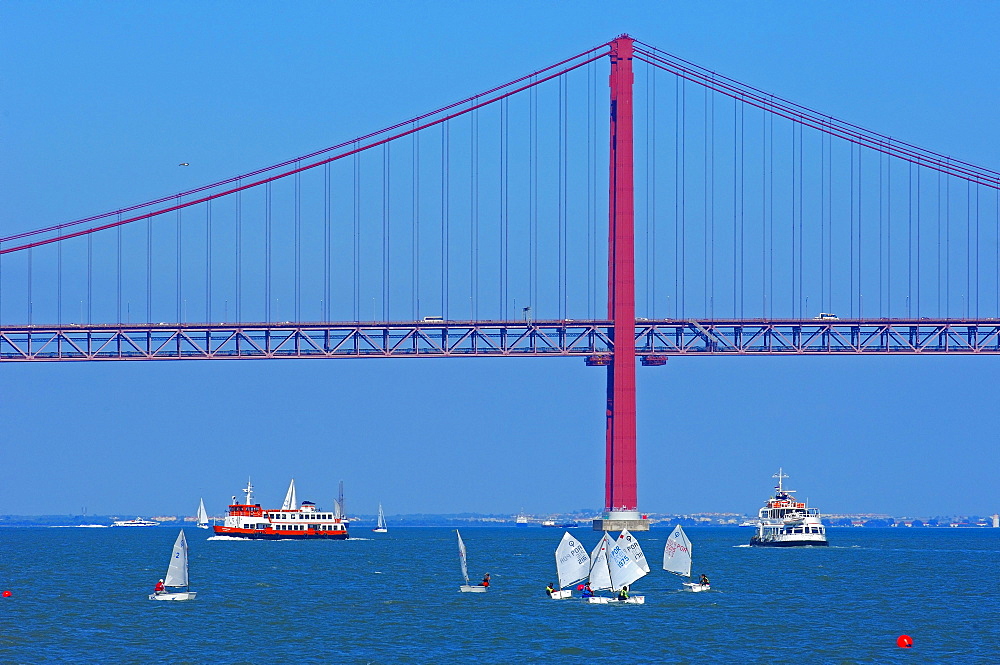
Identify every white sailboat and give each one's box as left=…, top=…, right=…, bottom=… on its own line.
left=663, top=524, right=708, bottom=591
left=373, top=503, right=388, bottom=533
left=551, top=531, right=589, bottom=600
left=149, top=530, right=197, bottom=601
left=585, top=529, right=649, bottom=604
left=281, top=479, right=298, bottom=511
left=196, top=498, right=209, bottom=529
left=456, top=530, right=487, bottom=593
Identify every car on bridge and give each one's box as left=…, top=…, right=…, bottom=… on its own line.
left=813, top=313, right=839, bottom=321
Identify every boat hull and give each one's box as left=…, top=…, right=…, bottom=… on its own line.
left=612, top=595, right=645, bottom=604
left=459, top=585, right=488, bottom=593
left=149, top=592, right=197, bottom=601
left=548, top=589, right=572, bottom=600
left=683, top=583, right=710, bottom=592
left=372, top=528, right=388, bottom=533
left=749, top=536, right=828, bottom=547
left=212, top=527, right=348, bottom=540
left=584, top=596, right=611, bottom=604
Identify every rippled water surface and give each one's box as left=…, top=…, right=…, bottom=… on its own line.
left=0, top=526, right=997, bottom=663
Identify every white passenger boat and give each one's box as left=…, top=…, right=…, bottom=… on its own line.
left=749, top=469, right=828, bottom=547
left=212, top=479, right=349, bottom=540
left=149, top=530, right=196, bottom=601
left=112, top=517, right=159, bottom=527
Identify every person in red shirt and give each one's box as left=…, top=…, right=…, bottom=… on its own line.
left=153, top=579, right=165, bottom=595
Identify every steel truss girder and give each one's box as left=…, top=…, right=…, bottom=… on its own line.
left=2, top=319, right=1000, bottom=361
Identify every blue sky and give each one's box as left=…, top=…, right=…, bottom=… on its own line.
left=1, top=2, right=998, bottom=518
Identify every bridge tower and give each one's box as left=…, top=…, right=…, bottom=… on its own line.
left=593, top=35, right=648, bottom=532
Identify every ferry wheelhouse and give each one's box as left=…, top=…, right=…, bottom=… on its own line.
left=749, top=469, right=828, bottom=547
left=213, top=480, right=349, bottom=540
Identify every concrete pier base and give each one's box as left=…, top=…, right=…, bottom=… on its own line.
left=593, top=511, right=650, bottom=532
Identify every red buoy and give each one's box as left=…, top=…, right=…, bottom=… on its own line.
left=2, top=590, right=11, bottom=598
left=576, top=584, right=584, bottom=591
left=896, top=635, right=913, bottom=648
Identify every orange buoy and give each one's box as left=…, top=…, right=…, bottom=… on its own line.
left=896, top=635, right=913, bottom=648
left=2, top=590, right=11, bottom=598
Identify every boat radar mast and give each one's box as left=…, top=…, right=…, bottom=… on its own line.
left=773, top=468, right=795, bottom=497
left=242, top=478, right=255, bottom=505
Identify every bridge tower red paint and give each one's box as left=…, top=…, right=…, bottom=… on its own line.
left=598, top=35, right=645, bottom=530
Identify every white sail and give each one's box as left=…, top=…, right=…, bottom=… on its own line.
left=587, top=534, right=613, bottom=591
left=555, top=531, right=590, bottom=589
left=196, top=498, right=209, bottom=527
left=456, top=530, right=470, bottom=584
left=607, top=530, right=649, bottom=590
left=663, top=525, right=693, bottom=578
left=281, top=479, right=298, bottom=511
left=163, top=530, right=189, bottom=588
left=377, top=504, right=386, bottom=529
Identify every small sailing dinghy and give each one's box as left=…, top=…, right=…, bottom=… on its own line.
left=373, top=503, right=388, bottom=533
left=149, top=530, right=197, bottom=601
left=586, top=529, right=649, bottom=604
left=456, top=530, right=487, bottom=593
left=551, top=531, right=590, bottom=599
left=196, top=498, right=209, bottom=529
left=663, top=525, right=708, bottom=591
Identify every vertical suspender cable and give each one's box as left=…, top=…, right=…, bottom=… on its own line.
left=116, top=214, right=121, bottom=323
left=354, top=145, right=361, bottom=322
left=295, top=163, right=302, bottom=322
left=236, top=183, right=242, bottom=323
left=383, top=145, right=390, bottom=321
left=413, top=126, right=420, bottom=319
left=177, top=197, right=182, bottom=322
left=265, top=183, right=272, bottom=322
left=472, top=104, right=479, bottom=321
left=324, top=162, right=331, bottom=322
left=442, top=120, right=450, bottom=320
left=206, top=201, right=212, bottom=323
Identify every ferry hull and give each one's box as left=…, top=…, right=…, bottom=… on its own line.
left=212, top=527, right=348, bottom=540
left=749, top=537, right=828, bottom=547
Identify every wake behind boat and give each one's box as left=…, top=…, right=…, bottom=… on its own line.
left=749, top=469, right=828, bottom=547
left=213, top=479, right=349, bottom=540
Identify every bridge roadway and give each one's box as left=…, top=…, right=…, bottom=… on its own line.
left=2, top=318, right=1000, bottom=361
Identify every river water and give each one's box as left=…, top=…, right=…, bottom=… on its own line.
left=0, top=526, right=996, bottom=663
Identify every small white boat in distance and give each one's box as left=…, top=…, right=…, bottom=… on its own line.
left=551, top=531, right=590, bottom=599
left=196, top=498, right=209, bottom=529
left=149, top=530, right=197, bottom=601
left=373, top=504, right=388, bottom=533
left=112, top=517, right=159, bottom=527
left=456, top=530, right=487, bottom=593
left=663, top=525, right=709, bottom=592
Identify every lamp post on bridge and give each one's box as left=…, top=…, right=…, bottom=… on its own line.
left=593, top=35, right=648, bottom=532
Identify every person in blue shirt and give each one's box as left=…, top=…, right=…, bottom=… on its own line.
left=581, top=583, right=594, bottom=598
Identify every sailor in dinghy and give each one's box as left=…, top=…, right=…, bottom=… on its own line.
left=550, top=531, right=590, bottom=599
left=456, top=530, right=488, bottom=593
left=663, top=524, right=709, bottom=592
left=584, top=529, right=649, bottom=604
left=148, top=530, right=197, bottom=601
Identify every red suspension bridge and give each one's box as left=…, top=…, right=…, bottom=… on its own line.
left=3, top=35, right=999, bottom=528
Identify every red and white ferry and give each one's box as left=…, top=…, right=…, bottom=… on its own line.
left=213, top=479, right=349, bottom=540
